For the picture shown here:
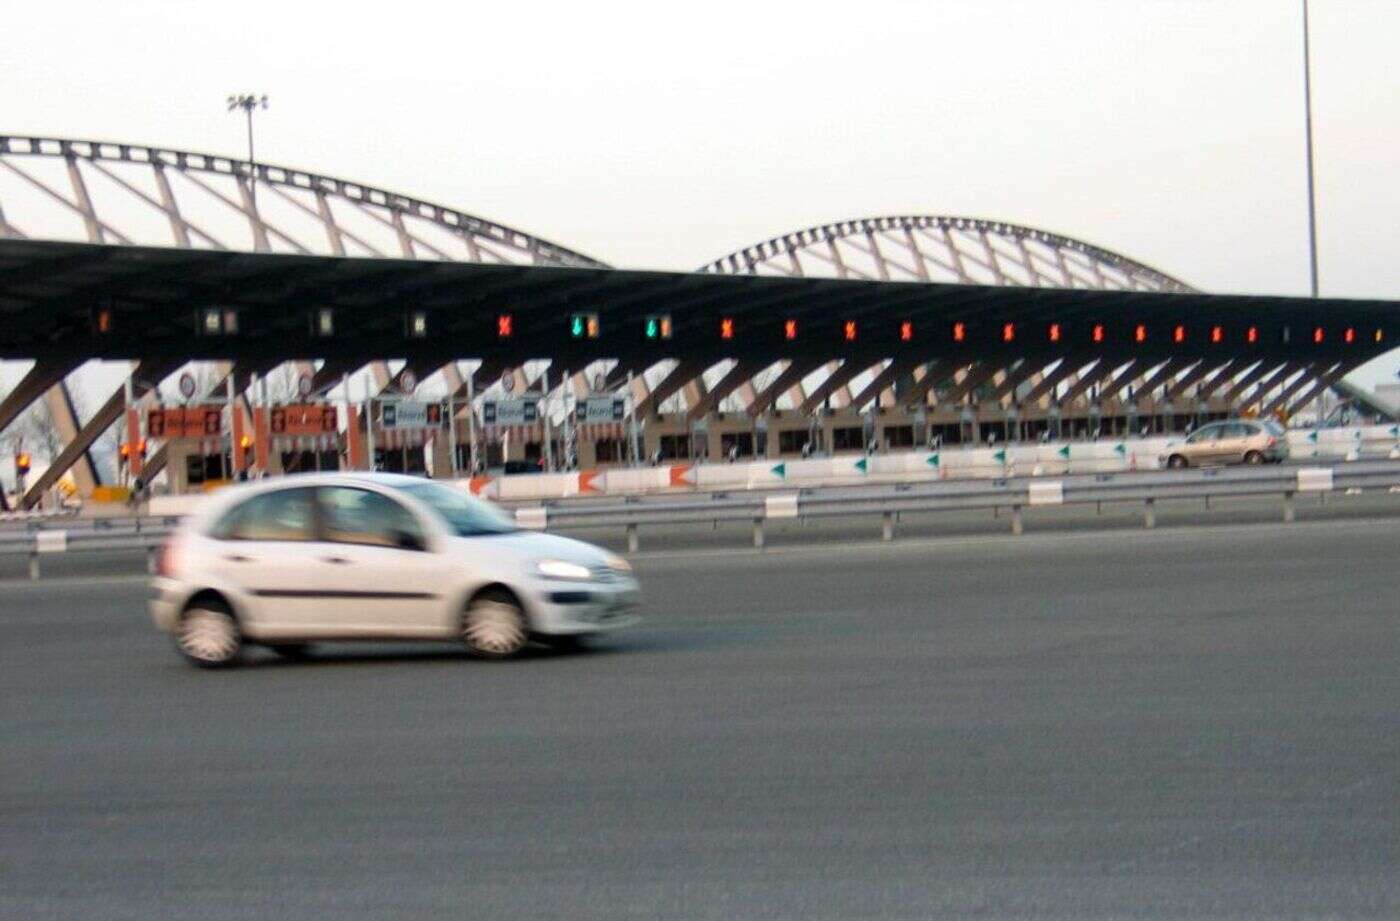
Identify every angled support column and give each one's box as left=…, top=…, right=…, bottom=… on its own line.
left=686, top=360, right=765, bottom=422
left=847, top=359, right=918, bottom=413
left=1235, top=362, right=1295, bottom=408
left=901, top=360, right=960, bottom=407
left=986, top=359, right=1040, bottom=404
left=940, top=362, right=1002, bottom=406
left=42, top=383, right=101, bottom=495
left=0, top=359, right=83, bottom=434
left=1261, top=363, right=1327, bottom=418
left=799, top=360, right=875, bottom=415
left=1019, top=358, right=1084, bottom=407
left=747, top=359, right=825, bottom=417
left=1163, top=360, right=1233, bottom=403
left=634, top=360, right=708, bottom=419
left=1057, top=360, right=1127, bottom=407
left=1133, top=357, right=1196, bottom=401
left=1221, top=361, right=1281, bottom=405
left=23, top=358, right=183, bottom=508
left=1283, top=361, right=1359, bottom=419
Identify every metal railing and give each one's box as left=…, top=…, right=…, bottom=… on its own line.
left=2, top=462, right=1398, bottom=577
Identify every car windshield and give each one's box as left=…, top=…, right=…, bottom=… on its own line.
left=399, top=482, right=518, bottom=536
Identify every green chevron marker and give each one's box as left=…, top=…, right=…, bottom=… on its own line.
left=926, top=453, right=940, bottom=467
left=1057, top=445, right=1071, bottom=459
left=770, top=463, right=786, bottom=479
left=1307, top=431, right=1319, bottom=443
left=1114, top=443, right=1126, bottom=456
left=854, top=458, right=868, bottom=474
left=1390, top=426, right=1399, bottom=438
left=992, top=449, right=1006, bottom=463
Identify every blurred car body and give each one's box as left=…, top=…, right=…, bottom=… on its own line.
left=150, top=473, right=638, bottom=667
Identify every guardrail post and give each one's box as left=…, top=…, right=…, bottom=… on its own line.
left=882, top=511, right=894, bottom=542
left=1011, top=504, right=1023, bottom=535
left=753, top=518, right=765, bottom=549
left=1283, top=491, right=1296, bottom=523
left=28, top=551, right=40, bottom=581
left=1143, top=498, right=1155, bottom=529
left=626, top=523, right=639, bottom=554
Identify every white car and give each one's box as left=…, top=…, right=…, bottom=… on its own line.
left=150, top=473, right=639, bottom=667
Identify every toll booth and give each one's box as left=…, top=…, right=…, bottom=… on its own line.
left=373, top=399, right=451, bottom=476
left=254, top=403, right=343, bottom=476
left=145, top=404, right=231, bottom=493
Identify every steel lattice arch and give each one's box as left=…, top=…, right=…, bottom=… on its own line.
left=1, top=134, right=1393, bottom=507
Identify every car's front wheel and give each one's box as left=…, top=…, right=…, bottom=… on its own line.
left=1167, top=454, right=1189, bottom=470
left=1243, top=450, right=1264, bottom=465
left=462, top=590, right=528, bottom=659
left=176, top=599, right=242, bottom=668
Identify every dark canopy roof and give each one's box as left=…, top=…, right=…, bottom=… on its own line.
left=1, top=239, right=1395, bottom=368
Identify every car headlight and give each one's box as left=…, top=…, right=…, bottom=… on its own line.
left=605, top=554, right=631, bottom=574
left=536, top=559, right=593, bottom=581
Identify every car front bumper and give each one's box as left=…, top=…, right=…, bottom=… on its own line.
left=524, top=578, right=641, bottom=636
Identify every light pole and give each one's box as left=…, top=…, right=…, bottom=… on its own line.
left=226, top=93, right=269, bottom=210
left=1301, top=1, right=1319, bottom=298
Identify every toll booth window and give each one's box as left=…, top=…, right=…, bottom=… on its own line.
left=210, top=488, right=317, bottom=541
left=831, top=426, right=864, bottom=451
left=658, top=435, right=690, bottom=460
left=319, top=487, right=425, bottom=549
left=777, top=429, right=808, bottom=455
left=883, top=425, right=915, bottom=449
left=594, top=439, right=625, bottom=463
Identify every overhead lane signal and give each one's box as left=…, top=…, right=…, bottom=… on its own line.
left=720, top=317, right=735, bottom=340
left=496, top=314, right=513, bottom=338
left=644, top=315, right=672, bottom=340
left=784, top=319, right=798, bottom=341
left=899, top=321, right=913, bottom=342
left=571, top=312, right=600, bottom=339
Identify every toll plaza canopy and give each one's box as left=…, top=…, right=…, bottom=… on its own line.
left=1, top=238, right=1397, bottom=368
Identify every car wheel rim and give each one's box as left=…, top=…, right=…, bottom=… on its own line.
left=179, top=609, right=238, bottom=662
left=465, top=601, right=526, bottom=655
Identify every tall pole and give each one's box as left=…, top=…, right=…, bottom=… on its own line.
left=227, top=94, right=269, bottom=215
left=1301, top=0, right=1319, bottom=299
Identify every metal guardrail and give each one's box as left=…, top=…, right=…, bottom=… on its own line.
left=2, top=462, right=1399, bottom=577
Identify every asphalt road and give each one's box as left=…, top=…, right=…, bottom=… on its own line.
left=3, top=518, right=1398, bottom=919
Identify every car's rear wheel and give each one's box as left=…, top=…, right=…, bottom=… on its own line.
left=177, top=600, right=242, bottom=668
left=1167, top=454, right=1188, bottom=469
left=462, top=590, right=528, bottom=658
left=1243, top=450, right=1264, bottom=465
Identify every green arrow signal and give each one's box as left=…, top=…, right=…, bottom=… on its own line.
left=926, top=453, right=940, bottom=467
left=854, top=458, right=868, bottom=474
left=771, top=463, right=786, bottom=479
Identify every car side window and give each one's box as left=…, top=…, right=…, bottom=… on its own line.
left=1223, top=423, right=1249, bottom=438
left=1186, top=425, right=1215, bottom=444
left=210, top=488, right=317, bottom=542
left=319, top=487, right=426, bottom=550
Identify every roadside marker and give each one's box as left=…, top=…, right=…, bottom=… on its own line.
left=770, top=463, right=786, bottom=479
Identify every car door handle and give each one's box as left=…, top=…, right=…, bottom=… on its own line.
left=223, top=554, right=252, bottom=563
left=321, top=556, right=351, bottom=565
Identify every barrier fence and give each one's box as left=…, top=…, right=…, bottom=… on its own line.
left=4, top=461, right=1399, bottom=577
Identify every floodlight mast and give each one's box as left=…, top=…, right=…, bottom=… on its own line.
left=226, top=93, right=269, bottom=212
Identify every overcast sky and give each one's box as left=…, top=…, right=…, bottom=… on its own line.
left=4, top=0, right=1398, bottom=386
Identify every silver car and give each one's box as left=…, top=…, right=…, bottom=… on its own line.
left=151, top=473, right=640, bottom=667
left=1160, top=419, right=1290, bottom=469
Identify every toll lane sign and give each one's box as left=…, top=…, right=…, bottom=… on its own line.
left=381, top=401, right=446, bottom=430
